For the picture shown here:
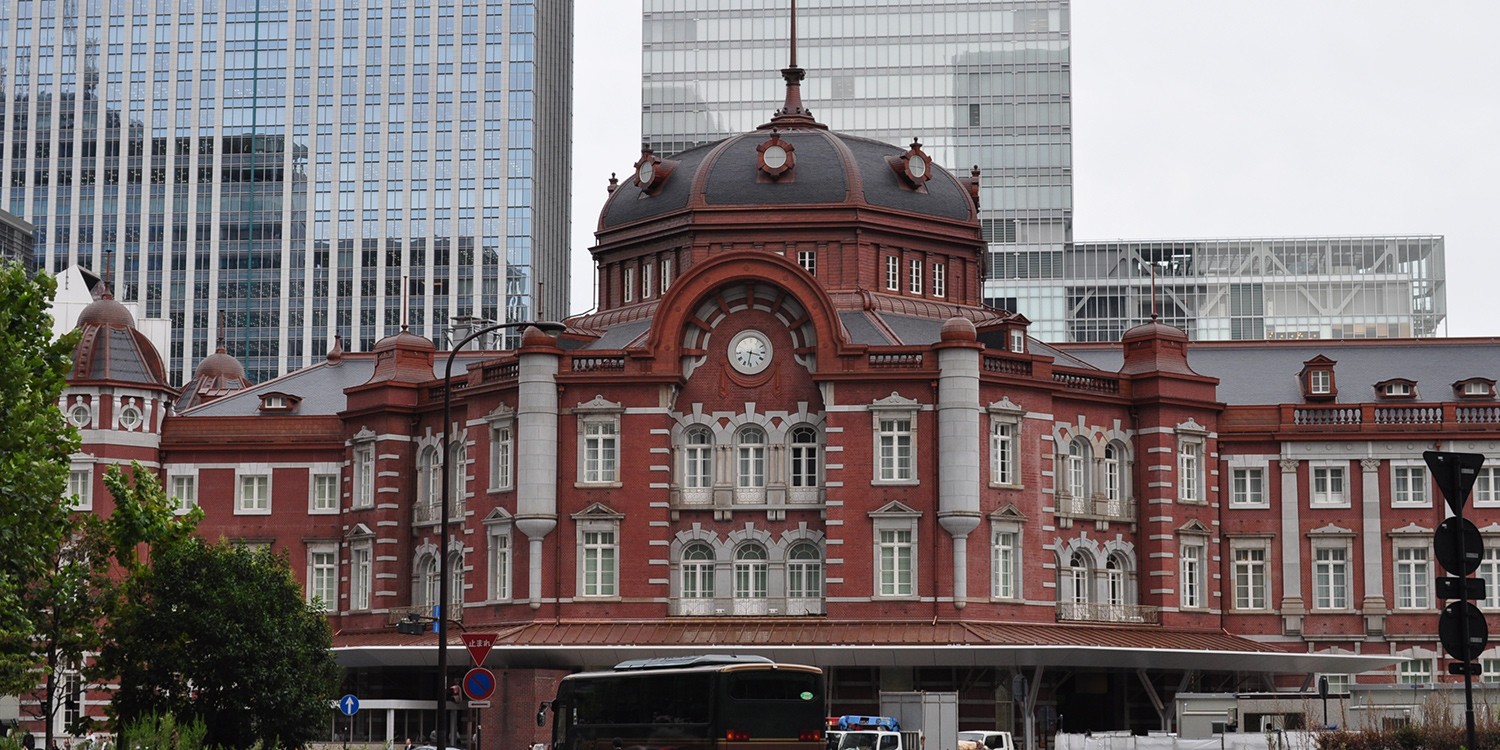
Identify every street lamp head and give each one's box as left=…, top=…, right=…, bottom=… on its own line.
left=529, top=321, right=568, bottom=334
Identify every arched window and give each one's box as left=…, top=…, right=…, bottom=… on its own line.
left=681, top=542, right=715, bottom=600
left=450, top=441, right=468, bottom=502
left=419, top=445, right=442, bottom=509
left=1068, top=439, right=1092, bottom=498
left=1066, top=550, right=1092, bottom=605
left=733, top=544, right=769, bottom=614
left=787, top=542, right=823, bottom=600
left=1105, top=553, right=1128, bottom=606
left=682, top=426, right=714, bottom=490
left=419, top=553, right=441, bottom=608
left=1103, top=443, right=1122, bottom=503
left=737, top=427, right=767, bottom=489
left=789, top=426, right=821, bottom=490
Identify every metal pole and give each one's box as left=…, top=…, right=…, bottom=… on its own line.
left=1450, top=458, right=1477, bottom=750
left=437, top=320, right=564, bottom=749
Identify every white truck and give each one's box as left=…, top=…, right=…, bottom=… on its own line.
left=826, top=691, right=962, bottom=750
left=957, top=730, right=1016, bottom=750
left=827, top=715, right=921, bottom=750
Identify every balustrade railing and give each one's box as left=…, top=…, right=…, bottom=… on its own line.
left=1056, top=602, right=1160, bottom=625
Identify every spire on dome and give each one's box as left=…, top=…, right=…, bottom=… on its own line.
left=763, top=0, right=823, bottom=130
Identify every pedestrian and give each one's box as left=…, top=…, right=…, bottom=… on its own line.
left=20, top=733, right=35, bottom=750
left=404, top=738, right=415, bottom=750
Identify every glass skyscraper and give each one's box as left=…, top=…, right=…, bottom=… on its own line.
left=641, top=1, right=1449, bottom=343
left=641, top=0, right=1073, bottom=303
left=1, top=0, right=572, bottom=383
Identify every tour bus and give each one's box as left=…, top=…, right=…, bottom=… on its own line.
left=537, top=654, right=826, bottom=750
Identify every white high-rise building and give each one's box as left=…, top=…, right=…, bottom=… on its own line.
left=1, top=0, right=572, bottom=382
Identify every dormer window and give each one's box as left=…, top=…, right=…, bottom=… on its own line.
left=756, top=131, right=795, bottom=179
left=258, top=392, right=301, bottom=412
left=1299, top=355, right=1338, bottom=401
left=1376, top=379, right=1417, bottom=400
left=1455, top=378, right=1496, bottom=400
left=631, top=145, right=678, bottom=197
left=889, top=138, right=934, bottom=191
left=1009, top=329, right=1025, bottom=354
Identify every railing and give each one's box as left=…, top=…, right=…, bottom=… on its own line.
left=1458, top=405, right=1500, bottom=423
left=1289, top=402, right=1500, bottom=430
left=413, top=498, right=465, bottom=525
left=1293, top=406, right=1361, bottom=426
left=1056, top=602, right=1160, bottom=625
left=480, top=361, right=519, bottom=383
left=869, top=352, right=923, bottom=369
left=1055, top=493, right=1136, bottom=523
left=1373, top=405, right=1442, bottom=425
left=570, top=355, right=626, bottom=372
left=983, top=355, right=1033, bottom=376
left=1053, top=370, right=1120, bottom=394
left=668, top=598, right=824, bottom=617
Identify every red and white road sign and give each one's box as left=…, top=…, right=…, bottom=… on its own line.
left=463, top=632, right=497, bottom=666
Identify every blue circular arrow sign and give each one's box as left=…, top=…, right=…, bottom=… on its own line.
left=338, top=694, right=360, bottom=716
left=463, top=667, right=496, bottom=701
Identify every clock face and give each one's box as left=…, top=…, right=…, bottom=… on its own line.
left=637, top=159, right=655, bottom=185
left=728, top=330, right=772, bottom=375
left=763, top=145, right=788, bottom=169
left=908, top=155, right=928, bottom=179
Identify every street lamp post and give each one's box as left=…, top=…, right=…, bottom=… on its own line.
left=436, top=320, right=565, bottom=749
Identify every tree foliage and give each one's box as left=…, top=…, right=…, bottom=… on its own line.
left=0, top=260, right=80, bottom=693
left=100, top=538, right=341, bottom=750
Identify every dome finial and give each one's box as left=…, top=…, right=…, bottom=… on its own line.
left=768, top=0, right=819, bottom=127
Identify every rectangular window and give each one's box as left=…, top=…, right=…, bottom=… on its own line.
left=308, top=546, right=338, bottom=610
left=1475, top=467, right=1500, bottom=507
left=878, top=528, right=914, bottom=597
left=353, top=445, right=375, bottom=508
left=1180, top=542, right=1204, bottom=609
left=1394, top=545, right=1430, bottom=610
left=990, top=421, right=1017, bottom=486
left=68, top=468, right=93, bottom=510
left=1392, top=464, right=1428, bottom=507
left=489, top=529, right=511, bottom=600
left=1231, top=467, right=1265, bottom=507
left=1310, top=369, right=1331, bottom=394
left=641, top=262, right=653, bottom=298
left=350, top=545, right=372, bottom=610
left=238, top=474, right=270, bottom=513
left=1313, top=545, right=1349, bottom=610
left=1009, top=330, right=1025, bottom=354
left=877, top=417, right=914, bottom=481
left=623, top=267, right=635, bottom=303
left=798, top=249, right=816, bottom=275
left=992, top=531, right=1017, bottom=599
left=931, top=262, right=946, bottom=297
left=885, top=256, right=899, bottom=291
left=1178, top=440, right=1201, bottom=502
left=1233, top=546, right=1267, bottom=610
left=170, top=474, right=198, bottom=514
left=310, top=473, right=339, bottom=513
left=582, top=419, right=619, bottom=484
left=1398, top=658, right=1432, bottom=685
left=908, top=259, right=922, bottom=294
left=1311, top=465, right=1346, bottom=507
left=581, top=530, right=617, bottom=597
left=1481, top=546, right=1500, bottom=610
left=661, top=258, right=674, bottom=292
left=490, top=423, right=514, bottom=490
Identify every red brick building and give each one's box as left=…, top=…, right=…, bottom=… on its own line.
left=46, top=62, right=1499, bottom=748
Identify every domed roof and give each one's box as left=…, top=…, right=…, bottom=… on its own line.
left=77, top=294, right=136, bottom=328
left=195, top=348, right=247, bottom=381
left=599, top=64, right=977, bottom=233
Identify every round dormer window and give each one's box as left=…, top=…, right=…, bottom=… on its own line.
left=119, top=405, right=144, bottom=431
left=69, top=403, right=92, bottom=428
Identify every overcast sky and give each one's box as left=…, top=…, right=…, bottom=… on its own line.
left=569, top=2, right=1500, bottom=337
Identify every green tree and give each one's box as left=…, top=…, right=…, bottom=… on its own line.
left=0, top=260, right=78, bottom=693
left=100, top=537, right=341, bottom=750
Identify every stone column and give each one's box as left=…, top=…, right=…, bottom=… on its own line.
left=1278, top=458, right=1305, bottom=634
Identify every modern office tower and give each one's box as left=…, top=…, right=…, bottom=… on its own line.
left=991, top=235, right=1447, bottom=342
left=0, top=0, right=572, bottom=383
left=641, top=0, right=1073, bottom=301
left=0, top=208, right=34, bottom=270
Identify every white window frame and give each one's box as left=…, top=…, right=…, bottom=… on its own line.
left=908, top=258, right=922, bottom=294
left=1475, top=466, right=1500, bottom=507
left=736, top=426, right=767, bottom=490
left=733, top=544, right=769, bottom=602
left=489, top=421, right=515, bottom=492
left=786, top=541, right=823, bottom=600
left=1309, top=369, right=1331, bottom=395
left=1391, top=461, right=1429, bottom=508
left=1065, top=550, right=1093, bottom=605
left=1231, top=540, right=1270, bottom=611
left=788, top=425, right=821, bottom=490
left=1310, top=463, right=1348, bottom=508
left=872, top=510, right=919, bottom=599
left=1103, top=443, right=1124, bottom=504
left=1481, top=656, right=1500, bottom=684
left=578, top=522, right=619, bottom=598
left=1066, top=439, right=1092, bottom=499
left=1384, top=382, right=1410, bottom=397
left=992, top=528, right=1020, bottom=600
left=1180, top=539, right=1205, bottom=610
left=309, top=471, right=340, bottom=514
left=641, top=262, right=652, bottom=299
left=1393, top=542, right=1431, bottom=610
left=1398, top=657, right=1432, bottom=685
left=681, top=425, right=715, bottom=491
left=307, top=543, right=338, bottom=610
left=1230, top=466, right=1267, bottom=508
left=169, top=472, right=198, bottom=515
left=487, top=522, right=513, bottom=602
left=797, top=249, right=816, bottom=275
left=349, top=542, right=373, bottom=610
left=931, top=261, right=946, bottom=298
left=1464, top=380, right=1491, bottom=397
left=1177, top=437, right=1203, bottom=503
left=623, top=266, right=634, bottom=303
left=875, top=416, right=915, bottom=483
left=352, top=442, right=375, bottom=509
left=680, top=542, right=716, bottom=601
left=661, top=257, right=674, bottom=292
left=1481, top=544, right=1500, bottom=611
left=68, top=466, right=93, bottom=511
left=885, top=255, right=899, bottom=291
left=989, top=419, right=1019, bottom=487
left=1312, top=540, right=1351, bottom=611
left=579, top=415, right=621, bottom=485
left=418, top=444, right=442, bottom=511
left=1009, top=329, right=1025, bottom=354
left=237, top=473, right=271, bottom=515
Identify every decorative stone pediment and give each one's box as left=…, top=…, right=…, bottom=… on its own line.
left=870, top=501, right=921, bottom=518
left=483, top=507, right=514, bottom=525
left=346, top=522, right=375, bottom=539
left=573, top=395, right=623, bottom=414
left=870, top=392, right=920, bottom=412
left=1175, top=418, right=1208, bottom=435
left=989, top=503, right=1029, bottom=522
left=1387, top=522, right=1432, bottom=537
left=484, top=403, right=516, bottom=423
left=1177, top=519, right=1211, bottom=535
left=1308, top=523, right=1355, bottom=537
left=572, top=502, right=624, bottom=521
left=987, top=397, right=1025, bottom=415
